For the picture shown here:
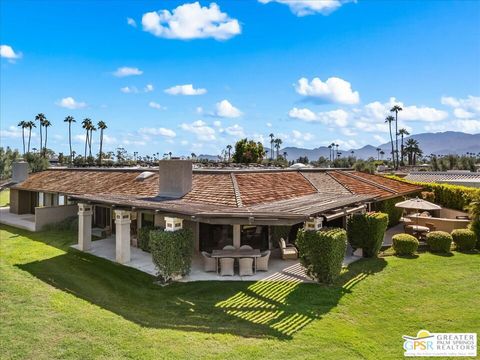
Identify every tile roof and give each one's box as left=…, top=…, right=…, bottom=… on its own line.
left=300, top=171, right=352, bottom=195
left=404, top=172, right=480, bottom=184
left=349, top=171, right=423, bottom=195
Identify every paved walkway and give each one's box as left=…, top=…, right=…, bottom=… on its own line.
left=383, top=223, right=405, bottom=247
left=72, top=236, right=361, bottom=283
left=0, top=207, right=36, bottom=231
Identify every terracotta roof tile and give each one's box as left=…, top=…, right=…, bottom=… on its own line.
left=300, top=171, right=352, bottom=195
left=351, top=171, right=423, bottom=194
left=327, top=171, right=392, bottom=199
left=234, top=172, right=317, bottom=206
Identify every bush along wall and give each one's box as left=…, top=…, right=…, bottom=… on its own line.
left=296, top=227, right=347, bottom=284
left=137, top=226, right=164, bottom=252
left=426, top=231, right=452, bottom=253
left=149, top=228, right=194, bottom=284
left=451, top=229, right=477, bottom=251
left=392, top=234, right=419, bottom=256
left=347, top=212, right=389, bottom=257
left=373, top=197, right=404, bottom=227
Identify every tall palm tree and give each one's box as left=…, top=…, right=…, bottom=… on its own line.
left=97, top=121, right=107, bottom=165
left=35, top=113, right=46, bottom=157
left=283, top=151, right=288, bottom=159
left=88, top=124, right=96, bottom=157
left=376, top=147, right=381, bottom=160
left=269, top=133, right=275, bottom=160
left=274, top=138, right=283, bottom=159
left=397, top=128, right=410, bottom=165
left=43, top=119, right=52, bottom=157
left=81, top=118, right=92, bottom=158
left=226, top=144, right=232, bottom=162
left=335, top=144, right=339, bottom=157
left=385, top=115, right=395, bottom=166
left=404, top=138, right=422, bottom=165
left=380, top=150, right=385, bottom=160
left=25, top=121, right=36, bottom=153
left=390, top=105, right=403, bottom=169
left=64, top=116, right=76, bottom=161
left=328, top=144, right=332, bottom=161
left=17, top=121, right=27, bottom=155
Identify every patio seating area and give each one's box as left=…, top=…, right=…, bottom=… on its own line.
left=72, top=236, right=361, bottom=282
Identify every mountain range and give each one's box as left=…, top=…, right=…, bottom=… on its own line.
left=280, top=132, right=480, bottom=161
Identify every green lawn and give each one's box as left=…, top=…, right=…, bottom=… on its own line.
left=1, top=225, right=479, bottom=359
left=0, top=189, right=9, bottom=207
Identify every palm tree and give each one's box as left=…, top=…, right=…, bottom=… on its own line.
left=97, top=121, right=107, bottom=165
left=397, top=128, right=410, bottom=165
left=404, top=138, right=422, bottom=165
left=226, top=144, right=232, bottom=162
left=25, top=121, right=36, bottom=153
left=376, top=147, right=381, bottom=160
left=35, top=113, right=46, bottom=156
left=328, top=144, right=332, bottom=161
left=390, top=105, right=403, bottom=169
left=385, top=115, right=395, bottom=167
left=43, top=119, right=52, bottom=157
left=283, top=151, right=288, bottom=160
left=380, top=150, right=385, bottom=160
left=17, top=121, right=27, bottom=155
left=269, top=133, right=275, bottom=160
left=64, top=116, right=76, bottom=162
left=88, top=124, right=96, bottom=157
left=274, top=138, right=283, bottom=159
left=81, top=118, right=92, bottom=158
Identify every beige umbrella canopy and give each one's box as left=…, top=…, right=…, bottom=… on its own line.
left=395, top=197, right=441, bottom=211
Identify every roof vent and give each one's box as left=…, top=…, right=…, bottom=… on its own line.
left=136, top=171, right=155, bottom=181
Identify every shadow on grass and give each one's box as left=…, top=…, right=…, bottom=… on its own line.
left=7, top=226, right=388, bottom=339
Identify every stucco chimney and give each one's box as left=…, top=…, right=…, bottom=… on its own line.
left=12, top=161, right=29, bottom=183
left=158, top=159, right=192, bottom=198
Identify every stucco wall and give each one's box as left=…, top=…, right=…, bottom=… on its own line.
left=35, top=204, right=78, bottom=231
left=9, top=189, right=33, bottom=214
left=406, top=215, right=469, bottom=233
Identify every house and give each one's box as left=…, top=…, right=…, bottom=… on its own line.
left=404, top=171, right=480, bottom=188
left=2, top=160, right=422, bottom=265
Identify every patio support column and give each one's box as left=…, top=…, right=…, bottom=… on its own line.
left=77, top=203, right=92, bottom=251
left=233, top=224, right=241, bottom=248
left=115, top=210, right=131, bottom=264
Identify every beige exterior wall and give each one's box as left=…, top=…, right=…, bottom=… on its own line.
left=439, top=207, right=469, bottom=219
left=35, top=204, right=78, bottom=231
left=9, top=189, right=33, bottom=215
left=406, top=215, right=469, bottom=233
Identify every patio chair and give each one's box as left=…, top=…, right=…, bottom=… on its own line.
left=239, top=245, right=253, bottom=250
left=404, top=226, right=415, bottom=236
left=425, top=222, right=436, bottom=232
left=201, top=251, right=217, bottom=272
left=278, top=238, right=298, bottom=260
left=239, top=258, right=254, bottom=276
left=256, top=250, right=271, bottom=271
left=220, top=257, right=234, bottom=276
left=222, top=245, right=235, bottom=250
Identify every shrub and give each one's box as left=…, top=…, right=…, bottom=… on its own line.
left=373, top=197, right=403, bottom=227
left=296, top=227, right=347, bottom=284
left=42, top=216, right=78, bottom=232
left=347, top=212, right=389, bottom=257
left=149, top=228, right=194, bottom=284
left=421, top=191, right=435, bottom=202
left=271, top=225, right=291, bottom=246
left=426, top=231, right=452, bottom=253
left=451, top=229, right=477, bottom=251
left=470, top=219, right=480, bottom=250
left=138, top=226, right=155, bottom=252
left=392, top=234, right=419, bottom=256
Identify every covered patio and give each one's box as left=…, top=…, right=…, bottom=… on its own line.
left=72, top=236, right=361, bottom=282
left=0, top=207, right=36, bottom=231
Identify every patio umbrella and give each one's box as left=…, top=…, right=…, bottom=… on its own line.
left=395, top=197, right=441, bottom=225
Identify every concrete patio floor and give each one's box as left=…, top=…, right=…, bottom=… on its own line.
left=72, top=236, right=362, bottom=283
left=0, top=207, right=36, bottom=232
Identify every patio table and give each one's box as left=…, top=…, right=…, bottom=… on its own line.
left=211, top=249, right=261, bottom=274
left=406, top=225, right=430, bottom=240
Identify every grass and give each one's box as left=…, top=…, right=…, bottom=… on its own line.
left=1, top=225, right=479, bottom=359
left=0, top=189, right=9, bottom=207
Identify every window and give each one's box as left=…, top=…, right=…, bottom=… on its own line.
left=38, top=192, right=44, bottom=207
left=141, top=213, right=155, bottom=228
left=59, top=195, right=65, bottom=206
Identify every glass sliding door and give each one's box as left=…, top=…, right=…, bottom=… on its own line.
left=241, top=225, right=269, bottom=251
left=199, top=223, right=233, bottom=252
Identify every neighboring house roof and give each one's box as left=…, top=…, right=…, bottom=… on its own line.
left=404, top=171, right=480, bottom=185
left=11, top=168, right=421, bottom=221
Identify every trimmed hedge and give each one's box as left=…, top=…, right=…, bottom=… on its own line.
left=150, top=228, right=194, bottom=284
left=296, top=227, right=347, bottom=284
left=347, top=212, right=389, bottom=258
left=392, top=234, right=419, bottom=256
left=470, top=219, right=480, bottom=250
left=385, top=175, right=480, bottom=211
left=137, top=226, right=163, bottom=252
left=451, top=229, right=477, bottom=251
left=426, top=231, right=452, bottom=253
left=373, top=197, right=403, bottom=227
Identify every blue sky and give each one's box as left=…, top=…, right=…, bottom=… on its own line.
left=1, top=0, right=479, bottom=157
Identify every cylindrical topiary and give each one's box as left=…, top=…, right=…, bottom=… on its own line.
left=426, top=231, right=452, bottom=253
left=451, top=229, right=477, bottom=251
left=392, top=234, right=419, bottom=256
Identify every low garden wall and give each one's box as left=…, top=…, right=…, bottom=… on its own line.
left=35, top=204, right=78, bottom=231
left=406, top=215, right=469, bottom=233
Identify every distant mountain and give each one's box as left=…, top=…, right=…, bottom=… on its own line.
left=197, top=154, right=221, bottom=161
left=281, top=132, right=480, bottom=161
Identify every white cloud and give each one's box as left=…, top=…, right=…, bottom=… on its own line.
left=113, top=66, right=143, bottom=77
left=258, top=0, right=352, bottom=16
left=120, top=86, right=138, bottom=93
left=425, top=119, right=480, bottom=134
left=141, top=2, right=241, bottom=40
left=0, top=45, right=22, bottom=61
left=55, top=97, right=87, bottom=109
left=148, top=101, right=165, bottom=110
left=295, top=76, right=360, bottom=104
left=144, top=84, right=154, bottom=92
left=180, top=120, right=216, bottom=141
left=102, top=134, right=117, bottom=145
left=139, top=127, right=176, bottom=138
left=441, top=95, right=480, bottom=119
left=213, top=120, right=222, bottom=127
left=0, top=126, right=25, bottom=138
left=224, top=124, right=245, bottom=137
left=196, top=106, right=204, bottom=114
left=127, top=17, right=137, bottom=27
left=266, top=122, right=272, bottom=127
left=288, top=107, right=317, bottom=121
left=289, top=107, right=349, bottom=127
left=164, top=84, right=207, bottom=95
left=215, top=99, right=242, bottom=118
left=373, top=135, right=387, bottom=144
left=284, top=129, right=314, bottom=146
